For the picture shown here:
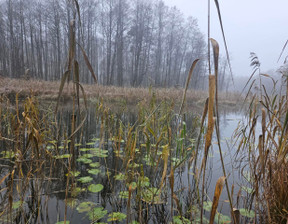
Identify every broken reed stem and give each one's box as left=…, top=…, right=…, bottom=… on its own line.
left=200, top=74, right=215, bottom=224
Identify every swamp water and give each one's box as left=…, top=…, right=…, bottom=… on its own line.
left=0, top=100, right=255, bottom=224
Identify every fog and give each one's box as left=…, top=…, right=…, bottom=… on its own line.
left=163, top=0, right=288, bottom=82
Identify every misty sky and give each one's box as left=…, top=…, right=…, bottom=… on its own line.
left=163, top=0, right=288, bottom=78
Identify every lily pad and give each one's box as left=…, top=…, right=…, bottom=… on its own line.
left=71, top=187, right=85, bottom=197
left=12, top=201, right=25, bottom=209
left=173, top=216, right=190, bottom=224
left=142, top=187, right=162, bottom=204
left=55, top=154, right=71, bottom=159
left=214, top=213, right=231, bottom=224
left=90, top=162, right=100, bottom=168
left=88, top=207, right=107, bottom=221
left=108, top=212, right=126, bottom=222
left=77, top=157, right=92, bottom=164
left=239, top=208, right=255, bottom=218
left=66, top=171, right=80, bottom=177
left=1, top=151, right=15, bottom=159
left=115, top=173, right=126, bottom=181
left=88, top=184, right=104, bottom=193
left=55, top=221, right=70, bottom=224
left=66, top=198, right=78, bottom=209
left=78, top=176, right=93, bottom=183
left=119, top=191, right=129, bottom=199
left=88, top=169, right=100, bottom=175
left=77, top=201, right=96, bottom=213
left=242, top=186, right=253, bottom=194
left=81, top=153, right=95, bottom=159
left=203, top=201, right=212, bottom=212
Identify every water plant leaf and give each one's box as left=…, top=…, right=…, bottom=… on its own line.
left=71, top=187, right=85, bottom=197
left=173, top=216, right=190, bottom=224
left=88, top=169, right=100, bottom=175
left=1, top=151, right=15, bottom=159
left=108, top=212, right=127, bottom=222
left=142, top=187, right=162, bottom=204
left=12, top=201, right=25, bottom=209
left=81, top=153, right=95, bottom=158
left=55, top=221, right=70, bottom=224
left=138, top=176, right=150, bottom=187
left=88, top=207, right=107, bottom=221
left=66, top=171, right=80, bottom=177
left=119, top=191, right=129, bottom=199
left=76, top=157, right=92, bottom=164
left=214, top=213, right=231, bottom=224
left=242, top=186, right=253, bottom=194
left=78, top=176, right=93, bottom=183
left=77, top=201, right=96, bottom=213
left=89, top=162, right=100, bottom=168
left=239, top=208, right=255, bottom=218
left=86, top=142, right=96, bottom=146
left=88, top=184, right=103, bottom=193
left=66, top=198, right=78, bottom=209
left=115, top=173, right=126, bottom=181
left=203, top=201, right=212, bottom=212
left=55, top=154, right=71, bottom=159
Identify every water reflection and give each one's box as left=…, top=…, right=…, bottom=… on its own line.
left=0, top=103, right=248, bottom=223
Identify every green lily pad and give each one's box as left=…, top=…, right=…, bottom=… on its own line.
left=115, top=173, right=126, bottom=181
left=142, top=187, right=162, bottom=204
left=173, top=216, right=190, bottom=224
left=77, top=201, right=96, bottom=213
left=203, top=201, right=212, bottom=212
left=55, top=221, right=70, bottom=224
left=119, top=191, right=129, bottom=199
left=86, top=142, right=96, bottom=146
left=88, top=184, right=104, bottom=193
left=55, top=154, right=71, bottom=159
left=88, top=207, right=107, bottom=221
left=71, top=187, right=85, bottom=197
left=77, top=157, right=92, bottom=164
left=1, top=151, right=15, bottom=159
left=78, top=176, right=93, bottom=183
left=88, top=169, right=100, bottom=175
left=79, top=148, right=90, bottom=152
left=12, top=201, right=25, bottom=209
left=81, top=153, right=95, bottom=159
left=66, top=198, right=78, bottom=209
left=214, top=213, right=231, bottom=224
left=242, top=186, right=254, bottom=194
left=66, top=171, right=80, bottom=177
left=91, top=138, right=100, bottom=141
left=90, top=162, right=100, bottom=168
left=239, top=208, right=255, bottom=218
left=108, top=212, right=126, bottom=222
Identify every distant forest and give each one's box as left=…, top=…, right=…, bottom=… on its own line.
left=0, top=0, right=230, bottom=89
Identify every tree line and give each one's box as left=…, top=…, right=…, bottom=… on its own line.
left=0, top=0, right=210, bottom=88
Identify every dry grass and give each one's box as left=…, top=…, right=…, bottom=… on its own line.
left=0, top=77, right=242, bottom=109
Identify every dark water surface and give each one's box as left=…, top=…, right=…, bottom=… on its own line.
left=0, top=104, right=254, bottom=224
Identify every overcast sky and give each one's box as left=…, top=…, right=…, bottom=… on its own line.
left=163, top=0, right=288, bottom=77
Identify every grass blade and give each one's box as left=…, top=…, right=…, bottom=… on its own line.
left=55, top=70, right=70, bottom=113
left=179, top=59, right=200, bottom=114
left=78, top=44, right=98, bottom=83
left=213, top=0, right=234, bottom=85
